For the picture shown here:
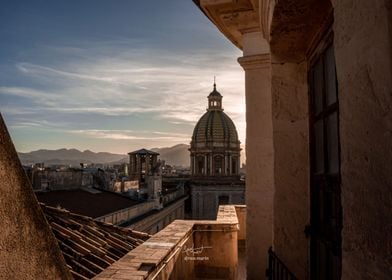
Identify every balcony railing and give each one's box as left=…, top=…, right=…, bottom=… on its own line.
left=266, top=247, right=298, bottom=280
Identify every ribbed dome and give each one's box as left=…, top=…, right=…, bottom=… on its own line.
left=191, top=83, right=240, bottom=149
left=190, top=83, right=241, bottom=178
left=191, top=110, right=239, bottom=147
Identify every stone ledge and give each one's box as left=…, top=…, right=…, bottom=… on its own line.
left=94, top=205, right=243, bottom=280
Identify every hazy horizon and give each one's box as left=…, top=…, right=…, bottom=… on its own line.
left=17, top=143, right=190, bottom=155
left=0, top=0, right=245, bottom=154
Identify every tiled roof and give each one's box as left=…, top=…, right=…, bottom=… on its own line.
left=36, top=189, right=140, bottom=218
left=40, top=203, right=151, bottom=280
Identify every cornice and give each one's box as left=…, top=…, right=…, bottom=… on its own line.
left=238, top=53, right=271, bottom=70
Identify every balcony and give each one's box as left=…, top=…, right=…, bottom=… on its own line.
left=94, top=205, right=246, bottom=280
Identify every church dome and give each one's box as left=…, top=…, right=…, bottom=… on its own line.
left=191, top=84, right=240, bottom=149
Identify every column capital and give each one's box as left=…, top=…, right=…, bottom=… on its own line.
left=238, top=54, right=271, bottom=70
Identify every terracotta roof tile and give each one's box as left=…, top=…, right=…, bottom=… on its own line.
left=40, top=203, right=151, bottom=279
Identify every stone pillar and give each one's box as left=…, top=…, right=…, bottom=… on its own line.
left=238, top=31, right=273, bottom=280
left=229, top=154, right=232, bottom=175
left=194, top=157, right=197, bottom=175
left=136, top=155, right=141, bottom=182
left=190, top=155, right=194, bottom=176
left=237, top=156, right=240, bottom=175
left=145, top=155, right=150, bottom=175
left=204, top=154, right=207, bottom=176
left=209, top=154, right=213, bottom=175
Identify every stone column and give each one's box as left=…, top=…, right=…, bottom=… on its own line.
left=236, top=156, right=240, bottom=175
left=229, top=154, right=232, bottom=175
left=204, top=154, right=207, bottom=176
left=238, top=31, right=274, bottom=280
left=145, top=155, right=150, bottom=175
left=136, top=155, right=141, bottom=182
left=190, top=155, right=194, bottom=176
left=225, top=154, right=229, bottom=175
left=209, top=154, right=213, bottom=175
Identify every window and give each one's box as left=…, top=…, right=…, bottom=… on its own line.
left=197, top=156, right=204, bottom=175
left=231, top=157, right=237, bottom=174
left=214, top=155, right=223, bottom=174
left=309, top=42, right=342, bottom=280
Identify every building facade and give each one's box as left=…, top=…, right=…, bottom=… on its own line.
left=194, top=0, right=392, bottom=279
left=189, top=83, right=245, bottom=219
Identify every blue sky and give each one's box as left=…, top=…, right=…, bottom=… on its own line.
left=0, top=0, right=245, bottom=154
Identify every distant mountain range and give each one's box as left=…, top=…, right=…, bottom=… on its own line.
left=18, top=143, right=245, bottom=167
left=151, top=144, right=190, bottom=167
left=17, top=144, right=191, bottom=167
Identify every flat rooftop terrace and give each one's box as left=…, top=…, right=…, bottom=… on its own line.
left=35, top=188, right=140, bottom=218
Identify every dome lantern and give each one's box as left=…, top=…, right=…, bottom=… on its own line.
left=207, top=82, right=223, bottom=111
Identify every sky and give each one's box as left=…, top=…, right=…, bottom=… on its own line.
left=0, top=0, right=245, bottom=154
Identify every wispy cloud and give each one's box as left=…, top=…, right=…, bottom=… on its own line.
left=69, top=129, right=190, bottom=142
left=1, top=42, right=244, bottom=152
left=16, top=63, right=116, bottom=83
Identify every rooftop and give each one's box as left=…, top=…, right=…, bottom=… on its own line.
left=35, top=188, right=140, bottom=218
left=41, top=203, right=150, bottom=280
left=127, top=148, right=160, bottom=156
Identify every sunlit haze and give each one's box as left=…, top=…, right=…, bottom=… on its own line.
left=0, top=0, right=245, bottom=154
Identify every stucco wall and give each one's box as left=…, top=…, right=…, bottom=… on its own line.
left=271, top=61, right=310, bottom=280
left=333, top=0, right=392, bottom=279
left=0, top=115, right=72, bottom=279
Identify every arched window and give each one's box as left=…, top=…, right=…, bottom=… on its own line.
left=214, top=155, right=223, bottom=174
left=231, top=157, right=237, bottom=174
left=197, top=156, right=204, bottom=175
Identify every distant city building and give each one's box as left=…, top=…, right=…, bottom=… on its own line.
left=128, top=148, right=162, bottom=204
left=189, top=83, right=245, bottom=219
left=31, top=148, right=188, bottom=235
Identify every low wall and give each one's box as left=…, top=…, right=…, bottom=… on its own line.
left=235, top=205, right=246, bottom=245
left=94, top=205, right=244, bottom=280
left=96, top=201, right=156, bottom=225
left=128, top=196, right=187, bottom=234
left=192, top=206, right=239, bottom=279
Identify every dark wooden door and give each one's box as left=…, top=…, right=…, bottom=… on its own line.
left=309, top=43, right=342, bottom=280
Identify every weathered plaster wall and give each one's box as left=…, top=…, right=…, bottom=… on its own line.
left=0, top=115, right=72, bottom=279
left=193, top=224, right=238, bottom=279
left=333, top=0, right=392, bottom=279
left=235, top=205, right=247, bottom=242
left=271, top=61, right=310, bottom=279
left=193, top=205, right=239, bottom=279
left=269, top=0, right=332, bottom=62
